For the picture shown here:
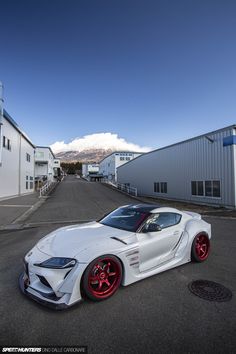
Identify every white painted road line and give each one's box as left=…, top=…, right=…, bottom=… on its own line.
left=0, top=205, right=33, bottom=208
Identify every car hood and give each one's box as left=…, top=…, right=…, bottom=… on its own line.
left=36, top=221, right=135, bottom=258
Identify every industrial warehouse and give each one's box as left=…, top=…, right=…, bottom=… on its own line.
left=117, top=125, right=236, bottom=208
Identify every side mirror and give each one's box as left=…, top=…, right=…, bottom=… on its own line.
left=145, top=223, right=162, bottom=233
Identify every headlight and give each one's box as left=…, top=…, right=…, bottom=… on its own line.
left=34, top=257, right=77, bottom=269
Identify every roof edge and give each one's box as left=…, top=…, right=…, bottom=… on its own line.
left=3, top=109, right=35, bottom=148
left=36, top=146, right=56, bottom=159
left=117, top=124, right=236, bottom=169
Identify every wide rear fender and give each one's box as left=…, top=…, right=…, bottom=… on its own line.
left=185, top=218, right=211, bottom=241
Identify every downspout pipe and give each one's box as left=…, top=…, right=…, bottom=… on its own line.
left=0, top=81, right=4, bottom=165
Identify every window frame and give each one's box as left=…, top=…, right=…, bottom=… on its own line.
left=191, top=180, right=221, bottom=199
left=26, top=153, right=31, bottom=162
left=154, top=181, right=167, bottom=194
left=3, top=136, right=11, bottom=151
left=154, top=182, right=160, bottom=193
left=141, top=212, right=182, bottom=232
left=191, top=180, right=204, bottom=197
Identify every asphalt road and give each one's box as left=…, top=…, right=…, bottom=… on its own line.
left=26, top=176, right=137, bottom=224
left=0, top=176, right=236, bottom=353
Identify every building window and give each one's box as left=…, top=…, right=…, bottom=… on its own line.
left=213, top=180, right=221, bottom=198
left=161, top=182, right=167, bottom=193
left=126, top=157, right=130, bottom=161
left=120, top=157, right=125, bottom=161
left=205, top=180, right=221, bottom=198
left=26, top=153, right=31, bottom=162
left=154, top=182, right=167, bottom=193
left=3, top=136, right=11, bottom=151
left=205, top=181, right=212, bottom=197
left=35, top=152, right=44, bottom=159
left=191, top=181, right=204, bottom=196
left=154, top=182, right=160, bottom=193
left=30, top=176, right=34, bottom=189
left=192, top=180, right=221, bottom=198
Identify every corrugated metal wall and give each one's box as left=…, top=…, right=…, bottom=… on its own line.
left=117, top=127, right=236, bottom=207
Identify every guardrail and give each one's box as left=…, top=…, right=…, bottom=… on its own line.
left=39, top=181, right=56, bottom=197
left=102, top=179, right=138, bottom=197
left=117, top=183, right=138, bottom=197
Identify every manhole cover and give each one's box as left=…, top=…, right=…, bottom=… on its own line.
left=188, top=280, right=232, bottom=302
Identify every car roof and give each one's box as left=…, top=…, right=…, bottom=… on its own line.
left=122, top=204, right=182, bottom=215
left=123, top=204, right=161, bottom=212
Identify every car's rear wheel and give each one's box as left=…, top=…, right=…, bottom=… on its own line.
left=191, top=233, right=210, bottom=262
left=82, top=255, right=122, bottom=301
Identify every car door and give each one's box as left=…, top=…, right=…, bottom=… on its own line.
left=138, top=212, right=183, bottom=273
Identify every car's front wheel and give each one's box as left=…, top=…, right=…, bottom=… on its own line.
left=191, top=233, right=210, bottom=262
left=82, top=255, right=122, bottom=301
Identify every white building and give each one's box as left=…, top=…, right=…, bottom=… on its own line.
left=117, top=125, right=236, bottom=208
left=53, top=159, right=61, bottom=178
left=82, top=163, right=99, bottom=178
left=99, top=151, right=143, bottom=182
left=35, top=146, right=55, bottom=183
left=0, top=110, right=35, bottom=200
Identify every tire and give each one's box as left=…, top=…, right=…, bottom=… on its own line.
left=191, top=233, right=210, bottom=262
left=82, top=255, right=122, bottom=301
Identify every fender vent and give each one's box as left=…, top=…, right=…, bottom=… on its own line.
left=188, top=280, right=232, bottom=302
left=110, top=237, right=127, bottom=245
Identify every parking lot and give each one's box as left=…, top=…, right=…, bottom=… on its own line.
left=0, top=176, right=236, bottom=353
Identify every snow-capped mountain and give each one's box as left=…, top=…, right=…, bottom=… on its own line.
left=51, top=132, right=151, bottom=162
left=55, top=148, right=114, bottom=162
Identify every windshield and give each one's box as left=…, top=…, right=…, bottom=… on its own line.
left=99, top=207, right=150, bottom=232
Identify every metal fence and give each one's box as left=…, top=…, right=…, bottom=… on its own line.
left=116, top=183, right=138, bottom=197
left=102, top=178, right=138, bottom=197
left=39, top=180, right=56, bottom=197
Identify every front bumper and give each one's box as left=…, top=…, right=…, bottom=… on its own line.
left=19, top=273, right=71, bottom=310
left=19, top=250, right=85, bottom=310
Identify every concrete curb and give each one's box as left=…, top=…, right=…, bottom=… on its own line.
left=0, top=197, right=48, bottom=231
left=13, top=198, right=48, bottom=224
left=0, top=181, right=62, bottom=231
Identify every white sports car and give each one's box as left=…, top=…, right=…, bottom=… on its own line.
left=19, top=204, right=211, bottom=309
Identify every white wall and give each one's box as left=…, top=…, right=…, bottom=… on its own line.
left=82, top=164, right=99, bottom=177
left=99, top=152, right=142, bottom=182
left=0, top=117, right=35, bottom=199
left=20, top=136, right=35, bottom=194
left=35, top=147, right=54, bottom=182
left=117, top=127, right=236, bottom=208
left=53, top=159, right=61, bottom=168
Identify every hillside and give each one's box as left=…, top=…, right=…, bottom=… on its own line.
left=55, top=148, right=114, bottom=163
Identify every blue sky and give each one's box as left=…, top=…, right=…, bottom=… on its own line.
left=0, top=0, right=236, bottom=151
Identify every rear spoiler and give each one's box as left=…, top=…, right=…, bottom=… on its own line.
left=183, top=211, right=201, bottom=220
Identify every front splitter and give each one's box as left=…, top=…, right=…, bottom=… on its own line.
left=19, top=273, right=74, bottom=310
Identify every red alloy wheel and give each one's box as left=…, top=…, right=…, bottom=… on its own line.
left=192, top=233, right=210, bottom=262
left=83, top=255, right=122, bottom=301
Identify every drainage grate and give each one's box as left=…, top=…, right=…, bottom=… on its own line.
left=188, top=280, right=232, bottom=302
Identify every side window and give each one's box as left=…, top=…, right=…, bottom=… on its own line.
left=145, top=212, right=181, bottom=230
